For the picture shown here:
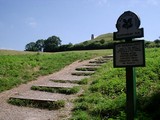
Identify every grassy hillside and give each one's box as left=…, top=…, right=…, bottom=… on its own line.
left=80, top=33, right=113, bottom=45
left=71, top=33, right=115, bottom=50
left=85, top=33, right=113, bottom=42
left=0, top=49, right=112, bottom=92
left=71, top=48, right=160, bottom=120
left=91, top=33, right=113, bottom=41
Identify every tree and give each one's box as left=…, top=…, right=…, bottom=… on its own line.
left=100, top=39, right=105, bottom=44
left=154, top=39, right=160, bottom=44
left=154, top=39, right=160, bottom=47
left=35, top=39, right=45, bottom=52
left=25, top=42, right=38, bottom=51
left=43, top=36, right=62, bottom=52
left=145, top=41, right=152, bottom=48
left=58, top=43, right=73, bottom=51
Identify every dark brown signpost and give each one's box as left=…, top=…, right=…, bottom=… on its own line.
left=113, top=11, right=145, bottom=120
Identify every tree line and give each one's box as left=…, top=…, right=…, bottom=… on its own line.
left=25, top=35, right=115, bottom=52
left=25, top=36, right=62, bottom=52
left=25, top=35, right=160, bottom=52
left=145, top=39, right=160, bottom=48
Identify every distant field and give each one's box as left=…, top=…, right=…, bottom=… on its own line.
left=0, top=49, right=35, bottom=55
left=0, top=49, right=112, bottom=92
left=71, top=48, right=160, bottom=120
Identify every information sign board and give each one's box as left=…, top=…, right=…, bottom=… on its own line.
left=113, top=40, right=145, bottom=67
left=113, top=11, right=145, bottom=120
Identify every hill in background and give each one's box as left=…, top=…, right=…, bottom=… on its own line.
left=90, top=33, right=113, bottom=41
left=71, top=33, right=115, bottom=50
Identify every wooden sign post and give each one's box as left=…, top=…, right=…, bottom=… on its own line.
left=113, top=11, right=145, bottom=120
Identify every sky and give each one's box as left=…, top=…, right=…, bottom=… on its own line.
left=0, top=0, right=160, bottom=51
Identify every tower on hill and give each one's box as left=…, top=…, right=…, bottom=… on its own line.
left=91, top=34, right=94, bottom=40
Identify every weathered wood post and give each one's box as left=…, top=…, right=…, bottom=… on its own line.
left=113, top=11, right=145, bottom=120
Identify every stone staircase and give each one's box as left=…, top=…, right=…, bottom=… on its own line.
left=8, top=55, right=113, bottom=118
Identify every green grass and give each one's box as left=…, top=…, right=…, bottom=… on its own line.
left=71, top=48, right=160, bottom=120
left=0, top=49, right=112, bottom=92
left=31, top=86, right=80, bottom=95
left=77, top=78, right=89, bottom=85
left=8, top=98, right=65, bottom=110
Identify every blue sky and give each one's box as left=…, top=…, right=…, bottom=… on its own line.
left=0, top=0, right=160, bottom=51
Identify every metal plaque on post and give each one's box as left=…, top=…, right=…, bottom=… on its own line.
left=114, top=40, right=145, bottom=67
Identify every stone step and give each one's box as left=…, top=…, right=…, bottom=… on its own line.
left=50, top=79, right=81, bottom=84
left=31, top=85, right=80, bottom=95
left=50, top=74, right=89, bottom=81
left=75, top=66, right=99, bottom=71
left=33, top=81, right=78, bottom=88
left=96, top=57, right=111, bottom=61
left=89, top=56, right=113, bottom=64
left=84, top=64, right=102, bottom=66
left=71, top=71, right=95, bottom=76
left=89, top=60, right=106, bottom=64
left=102, top=55, right=113, bottom=59
left=8, top=90, right=66, bottom=110
left=31, top=82, right=80, bottom=95
left=49, top=79, right=88, bottom=85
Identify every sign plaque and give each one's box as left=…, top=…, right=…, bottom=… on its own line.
left=113, top=40, right=145, bottom=67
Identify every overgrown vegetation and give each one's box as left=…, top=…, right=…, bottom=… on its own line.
left=0, top=49, right=112, bottom=92
left=71, top=48, right=160, bottom=120
left=8, top=98, right=65, bottom=110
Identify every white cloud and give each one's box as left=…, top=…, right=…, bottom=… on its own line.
left=26, top=17, right=38, bottom=28
left=28, top=21, right=37, bottom=28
